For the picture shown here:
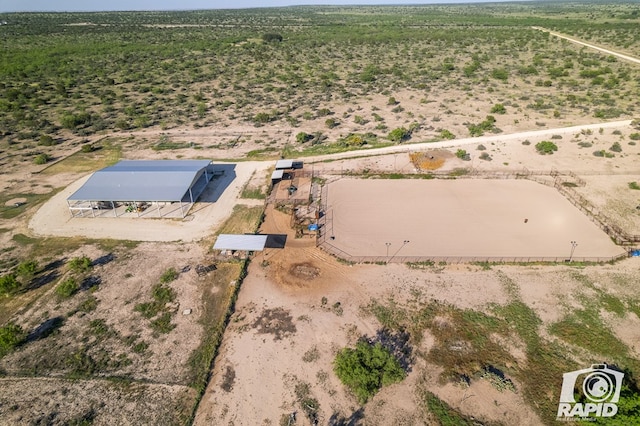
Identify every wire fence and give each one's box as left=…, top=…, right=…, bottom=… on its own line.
left=317, top=239, right=630, bottom=265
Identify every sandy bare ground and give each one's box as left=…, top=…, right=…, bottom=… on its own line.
left=0, top=377, right=195, bottom=426
left=28, top=161, right=271, bottom=242
left=325, top=178, right=626, bottom=260
left=193, top=206, right=640, bottom=425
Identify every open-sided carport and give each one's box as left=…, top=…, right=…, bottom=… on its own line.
left=67, top=160, right=214, bottom=218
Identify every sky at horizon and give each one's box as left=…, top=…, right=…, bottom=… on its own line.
left=1, top=0, right=516, bottom=13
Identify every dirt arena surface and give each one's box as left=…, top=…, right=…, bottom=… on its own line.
left=325, top=178, right=626, bottom=260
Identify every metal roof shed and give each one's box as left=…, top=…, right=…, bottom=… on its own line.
left=275, top=159, right=294, bottom=170
left=271, top=169, right=284, bottom=184
left=213, top=234, right=268, bottom=252
left=67, top=160, right=213, bottom=218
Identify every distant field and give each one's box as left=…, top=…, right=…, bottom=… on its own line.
left=325, top=178, right=626, bottom=260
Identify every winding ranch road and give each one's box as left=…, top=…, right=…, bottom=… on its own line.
left=533, top=26, right=640, bottom=66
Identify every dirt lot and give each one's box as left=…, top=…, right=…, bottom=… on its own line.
left=194, top=206, right=640, bottom=425
left=325, top=178, right=625, bottom=260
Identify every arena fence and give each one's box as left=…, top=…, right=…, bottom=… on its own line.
left=318, top=239, right=629, bottom=264
left=314, top=168, right=639, bottom=264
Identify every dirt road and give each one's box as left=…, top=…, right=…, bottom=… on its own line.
left=307, top=119, right=632, bottom=163
left=533, top=27, right=640, bottom=65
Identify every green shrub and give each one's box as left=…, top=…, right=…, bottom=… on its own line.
left=68, top=256, right=92, bottom=273
left=455, top=149, right=469, bottom=160
left=56, top=278, right=79, bottom=298
left=490, top=68, right=509, bottom=81
left=80, top=143, right=95, bottom=153
left=490, top=103, right=506, bottom=114
left=16, top=260, right=39, bottom=280
left=296, top=132, right=313, bottom=143
left=388, top=127, right=409, bottom=142
left=0, top=323, right=25, bottom=357
left=325, top=118, right=338, bottom=129
left=593, top=149, right=614, bottom=158
left=629, top=133, right=640, bottom=141
left=0, top=274, right=20, bottom=296
left=629, top=182, right=640, bottom=190
left=467, top=116, right=496, bottom=137
left=262, top=33, right=283, bottom=43
left=334, top=340, right=405, bottom=403
left=33, top=153, right=50, bottom=165
left=440, top=129, right=455, bottom=140
left=253, top=112, right=272, bottom=124
left=39, top=135, right=55, bottom=146
left=535, top=141, right=558, bottom=155
left=609, top=142, right=622, bottom=152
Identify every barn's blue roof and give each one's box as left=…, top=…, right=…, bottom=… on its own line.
left=67, top=160, right=212, bottom=202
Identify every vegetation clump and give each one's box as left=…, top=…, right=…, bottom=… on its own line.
left=55, top=277, right=79, bottom=299
left=0, top=323, right=25, bottom=357
left=388, top=127, right=410, bottom=142
left=69, top=256, right=92, bottom=273
left=535, top=140, right=558, bottom=155
left=334, top=339, right=406, bottom=403
left=467, top=115, right=497, bottom=137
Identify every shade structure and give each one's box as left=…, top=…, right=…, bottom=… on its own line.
left=213, top=234, right=268, bottom=252
left=68, top=160, right=213, bottom=202
left=66, top=160, right=214, bottom=219
left=275, top=159, right=294, bottom=170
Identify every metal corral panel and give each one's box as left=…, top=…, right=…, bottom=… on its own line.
left=213, top=234, right=268, bottom=251
left=67, top=160, right=212, bottom=202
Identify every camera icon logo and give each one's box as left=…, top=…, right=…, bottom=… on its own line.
left=557, top=364, right=624, bottom=419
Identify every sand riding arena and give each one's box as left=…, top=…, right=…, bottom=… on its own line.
left=318, top=177, right=627, bottom=263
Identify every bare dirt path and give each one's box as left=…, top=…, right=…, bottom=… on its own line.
left=307, top=120, right=631, bottom=163
left=533, top=27, right=640, bottom=65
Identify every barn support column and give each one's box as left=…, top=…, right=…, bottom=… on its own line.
left=157, top=202, right=162, bottom=218
left=90, top=201, right=95, bottom=218
left=112, top=201, right=116, bottom=217
left=189, top=188, right=193, bottom=203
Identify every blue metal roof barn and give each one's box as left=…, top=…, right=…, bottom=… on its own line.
left=67, top=160, right=214, bottom=218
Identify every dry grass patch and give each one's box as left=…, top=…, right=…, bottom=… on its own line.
left=409, top=151, right=447, bottom=171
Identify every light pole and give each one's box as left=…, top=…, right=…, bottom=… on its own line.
left=569, top=241, right=578, bottom=262
left=388, top=240, right=410, bottom=262
left=385, top=242, right=391, bottom=257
